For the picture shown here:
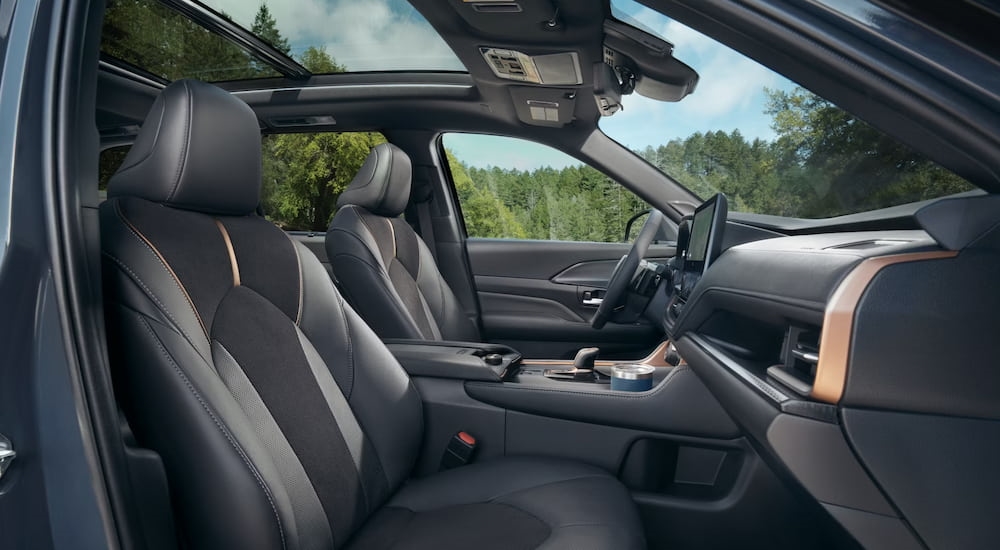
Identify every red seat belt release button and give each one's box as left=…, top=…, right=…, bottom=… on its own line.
left=440, top=431, right=477, bottom=470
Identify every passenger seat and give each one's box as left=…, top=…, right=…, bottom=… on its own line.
left=326, top=143, right=481, bottom=341
left=100, top=79, right=645, bottom=549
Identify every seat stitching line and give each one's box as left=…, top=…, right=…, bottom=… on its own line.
left=334, top=291, right=356, bottom=399
left=285, top=235, right=305, bottom=325
left=330, top=251, right=427, bottom=339
left=102, top=251, right=196, bottom=345
left=137, top=316, right=287, bottom=550
left=114, top=201, right=210, bottom=339
left=486, top=473, right=608, bottom=502
left=167, top=81, right=193, bottom=201
left=354, top=209, right=390, bottom=268
left=387, top=217, right=396, bottom=259
left=374, top=147, right=392, bottom=210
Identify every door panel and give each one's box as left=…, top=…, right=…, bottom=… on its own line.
left=468, top=238, right=675, bottom=359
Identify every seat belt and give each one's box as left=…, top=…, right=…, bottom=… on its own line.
left=416, top=198, right=438, bottom=262
left=412, top=166, right=439, bottom=262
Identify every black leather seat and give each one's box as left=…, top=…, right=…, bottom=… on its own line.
left=100, top=79, right=645, bottom=550
left=326, top=143, right=480, bottom=341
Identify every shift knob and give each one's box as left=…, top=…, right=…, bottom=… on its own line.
left=573, top=347, right=600, bottom=371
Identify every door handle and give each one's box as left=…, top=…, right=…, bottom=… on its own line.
left=0, top=434, right=14, bottom=481
left=581, top=289, right=605, bottom=307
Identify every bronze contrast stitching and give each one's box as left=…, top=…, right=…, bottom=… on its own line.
left=115, top=201, right=210, bottom=340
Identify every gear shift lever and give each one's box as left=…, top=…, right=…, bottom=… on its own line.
left=543, top=347, right=600, bottom=381
left=573, top=347, right=599, bottom=372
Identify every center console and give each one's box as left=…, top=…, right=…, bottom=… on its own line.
left=383, top=339, right=521, bottom=382
left=385, top=337, right=681, bottom=393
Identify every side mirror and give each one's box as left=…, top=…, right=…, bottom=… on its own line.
left=623, top=209, right=650, bottom=242
left=624, top=209, right=678, bottom=243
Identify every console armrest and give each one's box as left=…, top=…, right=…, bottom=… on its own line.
left=383, top=339, right=521, bottom=382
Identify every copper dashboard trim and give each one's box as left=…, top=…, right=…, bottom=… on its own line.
left=522, top=340, right=673, bottom=368
left=811, top=250, right=957, bottom=404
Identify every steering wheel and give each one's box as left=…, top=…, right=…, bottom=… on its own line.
left=591, top=209, right=665, bottom=329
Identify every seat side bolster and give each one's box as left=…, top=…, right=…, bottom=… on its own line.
left=296, top=240, right=424, bottom=492
left=411, top=235, right=480, bottom=342
left=325, top=227, right=428, bottom=340
left=110, top=308, right=296, bottom=550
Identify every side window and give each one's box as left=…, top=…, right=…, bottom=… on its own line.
left=96, top=132, right=385, bottom=230
left=98, top=145, right=131, bottom=199
left=261, top=132, right=385, bottom=231
left=442, top=133, right=649, bottom=243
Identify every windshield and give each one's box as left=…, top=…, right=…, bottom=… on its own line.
left=604, top=0, right=976, bottom=219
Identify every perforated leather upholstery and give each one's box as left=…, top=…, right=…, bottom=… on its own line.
left=100, top=79, right=644, bottom=550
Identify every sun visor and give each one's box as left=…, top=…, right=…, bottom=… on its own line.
left=603, top=20, right=699, bottom=102
left=509, top=86, right=577, bottom=127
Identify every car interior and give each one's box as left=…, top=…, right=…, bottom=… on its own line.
left=3, top=0, right=999, bottom=549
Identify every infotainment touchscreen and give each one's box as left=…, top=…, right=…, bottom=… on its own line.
left=683, top=193, right=728, bottom=276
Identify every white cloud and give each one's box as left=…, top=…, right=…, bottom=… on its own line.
left=205, top=0, right=463, bottom=71
left=660, top=20, right=776, bottom=118
left=601, top=13, right=788, bottom=149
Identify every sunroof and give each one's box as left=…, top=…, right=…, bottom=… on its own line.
left=102, top=0, right=282, bottom=81
left=101, top=0, right=466, bottom=82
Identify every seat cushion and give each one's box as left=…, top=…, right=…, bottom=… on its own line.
left=347, top=457, right=646, bottom=550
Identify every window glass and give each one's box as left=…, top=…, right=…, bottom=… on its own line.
left=99, top=146, right=131, bottom=195
left=102, top=0, right=281, bottom=81
left=603, top=0, right=976, bottom=218
left=262, top=132, right=385, bottom=231
left=202, top=0, right=465, bottom=72
left=443, top=134, right=650, bottom=242
left=101, top=0, right=465, bottom=82
left=97, top=132, right=385, bottom=231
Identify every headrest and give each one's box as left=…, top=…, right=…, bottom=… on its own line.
left=108, top=79, right=261, bottom=215
left=336, top=143, right=412, bottom=217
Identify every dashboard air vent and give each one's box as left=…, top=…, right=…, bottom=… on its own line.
left=828, top=239, right=912, bottom=250
left=767, top=326, right=820, bottom=397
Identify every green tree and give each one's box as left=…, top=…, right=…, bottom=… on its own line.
left=261, top=47, right=384, bottom=230
left=764, top=87, right=973, bottom=216
left=102, top=0, right=263, bottom=81
left=448, top=153, right=527, bottom=239
left=251, top=3, right=290, bottom=54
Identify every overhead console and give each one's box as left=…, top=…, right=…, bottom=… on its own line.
left=449, top=0, right=699, bottom=124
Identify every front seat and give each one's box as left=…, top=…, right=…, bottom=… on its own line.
left=101, top=79, right=645, bottom=549
left=326, top=143, right=480, bottom=341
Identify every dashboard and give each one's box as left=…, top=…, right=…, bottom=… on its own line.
left=648, top=193, right=1000, bottom=550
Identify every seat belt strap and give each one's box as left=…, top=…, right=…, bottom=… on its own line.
left=417, top=197, right=438, bottom=262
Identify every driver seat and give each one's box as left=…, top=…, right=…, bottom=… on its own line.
left=326, top=143, right=480, bottom=341
left=100, top=79, right=645, bottom=549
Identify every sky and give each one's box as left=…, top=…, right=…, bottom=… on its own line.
left=205, top=0, right=464, bottom=71
left=206, top=0, right=796, bottom=171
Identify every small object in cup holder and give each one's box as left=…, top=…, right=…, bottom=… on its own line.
left=611, top=365, right=655, bottom=392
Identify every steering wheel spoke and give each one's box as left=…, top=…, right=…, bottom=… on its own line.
left=591, top=210, right=665, bottom=329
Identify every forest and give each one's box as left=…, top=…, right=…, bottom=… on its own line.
left=100, top=0, right=974, bottom=239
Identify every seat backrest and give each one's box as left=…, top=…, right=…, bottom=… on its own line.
left=100, top=79, right=423, bottom=549
left=326, top=143, right=479, bottom=342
